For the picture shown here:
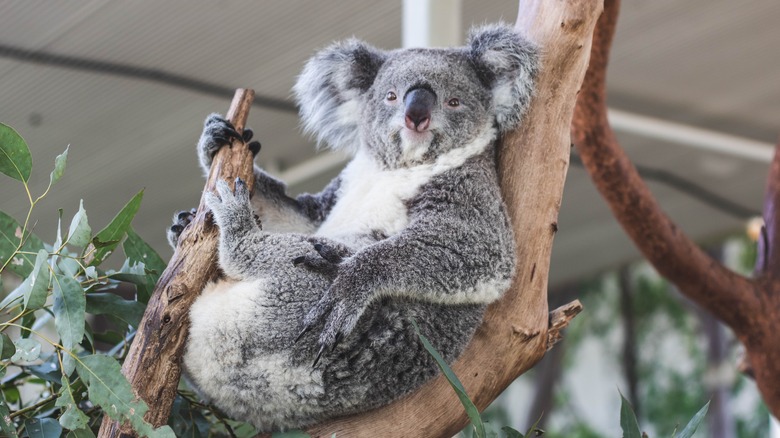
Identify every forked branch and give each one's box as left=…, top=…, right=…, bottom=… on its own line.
left=302, top=0, right=602, bottom=436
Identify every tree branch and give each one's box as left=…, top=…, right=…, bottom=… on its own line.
left=297, top=1, right=602, bottom=436
left=98, top=89, right=255, bottom=437
left=570, top=0, right=759, bottom=332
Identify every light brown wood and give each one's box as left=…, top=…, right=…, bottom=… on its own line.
left=98, top=89, right=255, bottom=438
left=298, top=1, right=603, bottom=436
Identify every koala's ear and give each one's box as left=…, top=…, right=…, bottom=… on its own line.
left=293, top=39, right=387, bottom=153
left=468, top=24, right=539, bottom=134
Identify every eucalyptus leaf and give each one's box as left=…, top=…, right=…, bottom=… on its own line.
left=67, top=428, right=97, bottom=438
left=53, top=274, right=86, bottom=350
left=0, top=122, right=31, bottom=183
left=24, top=249, right=51, bottom=310
left=675, top=401, right=710, bottom=438
left=0, top=397, right=18, bottom=437
left=11, top=338, right=41, bottom=362
left=23, top=417, right=62, bottom=438
left=85, top=292, right=145, bottom=328
left=75, top=355, right=175, bottom=437
left=411, top=319, right=486, bottom=438
left=619, top=393, right=642, bottom=438
left=67, top=200, right=92, bottom=248
left=27, top=354, right=62, bottom=385
left=0, top=210, right=45, bottom=277
left=50, top=146, right=69, bottom=186
left=89, top=190, right=144, bottom=266
left=56, top=376, right=90, bottom=431
left=123, top=227, right=166, bottom=279
left=0, top=333, right=16, bottom=359
left=57, top=257, right=81, bottom=278
left=0, top=274, right=30, bottom=310
left=502, top=427, right=524, bottom=438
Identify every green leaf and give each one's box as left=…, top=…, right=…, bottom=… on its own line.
left=675, top=401, right=710, bottom=438
left=123, top=227, right=166, bottom=280
left=67, top=428, right=96, bottom=438
left=11, top=338, right=41, bottom=362
left=502, top=427, right=524, bottom=438
left=112, top=260, right=155, bottom=303
left=0, top=275, right=30, bottom=311
left=619, top=393, right=642, bottom=438
left=24, top=249, right=50, bottom=310
left=75, top=354, right=175, bottom=438
left=27, top=354, right=63, bottom=385
left=23, top=417, right=62, bottom=438
left=50, top=146, right=69, bottom=186
left=67, top=200, right=92, bottom=248
left=86, top=293, right=145, bottom=328
left=57, top=376, right=90, bottom=431
left=0, top=123, right=31, bottom=183
left=0, top=400, right=18, bottom=437
left=411, top=320, right=486, bottom=438
left=0, top=333, right=16, bottom=359
left=0, top=210, right=45, bottom=277
left=89, top=190, right=144, bottom=266
left=53, top=274, right=86, bottom=351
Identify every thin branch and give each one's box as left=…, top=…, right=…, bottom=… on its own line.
left=570, top=0, right=759, bottom=333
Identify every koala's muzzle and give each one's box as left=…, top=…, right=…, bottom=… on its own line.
left=404, top=88, right=435, bottom=132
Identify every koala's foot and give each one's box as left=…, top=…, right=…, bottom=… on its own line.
left=204, top=177, right=255, bottom=233
left=167, top=208, right=196, bottom=248
left=198, top=114, right=261, bottom=168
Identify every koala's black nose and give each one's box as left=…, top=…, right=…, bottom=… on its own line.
left=404, top=88, right=436, bottom=132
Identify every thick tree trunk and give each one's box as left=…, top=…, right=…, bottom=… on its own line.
left=98, top=90, right=255, bottom=437
left=297, top=1, right=601, bottom=436
left=571, top=0, right=780, bottom=418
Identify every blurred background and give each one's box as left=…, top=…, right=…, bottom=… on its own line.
left=1, top=0, right=778, bottom=436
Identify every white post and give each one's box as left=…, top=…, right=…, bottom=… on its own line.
left=402, top=0, right=462, bottom=48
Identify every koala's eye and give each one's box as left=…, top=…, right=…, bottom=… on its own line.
left=386, top=91, right=397, bottom=101
left=447, top=98, right=460, bottom=108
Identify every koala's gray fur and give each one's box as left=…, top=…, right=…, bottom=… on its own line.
left=174, top=24, right=538, bottom=432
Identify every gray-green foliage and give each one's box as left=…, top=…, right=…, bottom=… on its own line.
left=0, top=123, right=176, bottom=436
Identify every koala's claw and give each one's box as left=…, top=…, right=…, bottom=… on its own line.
left=312, top=344, right=327, bottom=368
left=166, top=208, right=196, bottom=248
left=200, top=115, right=261, bottom=168
left=293, top=325, right=311, bottom=344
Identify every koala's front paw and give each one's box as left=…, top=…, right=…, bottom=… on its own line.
left=297, top=267, right=368, bottom=367
left=205, top=178, right=253, bottom=230
left=198, top=114, right=261, bottom=168
left=166, top=208, right=196, bottom=248
left=292, top=243, right=349, bottom=278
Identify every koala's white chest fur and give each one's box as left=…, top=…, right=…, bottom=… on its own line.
left=315, top=124, right=496, bottom=247
left=315, top=152, right=424, bottom=246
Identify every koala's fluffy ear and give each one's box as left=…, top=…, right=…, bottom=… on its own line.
left=468, top=24, right=539, bottom=134
left=294, top=39, right=387, bottom=153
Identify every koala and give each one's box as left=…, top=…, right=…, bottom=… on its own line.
left=170, top=24, right=537, bottom=432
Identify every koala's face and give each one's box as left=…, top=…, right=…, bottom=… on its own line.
left=294, top=24, right=538, bottom=165
left=362, top=49, right=493, bottom=168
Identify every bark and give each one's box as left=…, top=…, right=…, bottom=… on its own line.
left=297, top=0, right=601, bottom=436
left=571, top=0, right=780, bottom=418
left=98, top=89, right=256, bottom=437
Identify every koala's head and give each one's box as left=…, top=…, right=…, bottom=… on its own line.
left=294, top=24, right=538, bottom=168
